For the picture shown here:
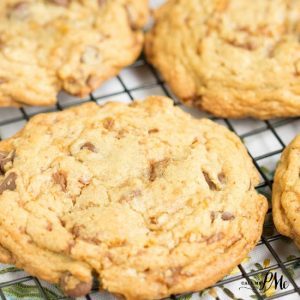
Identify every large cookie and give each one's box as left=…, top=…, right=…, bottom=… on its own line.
left=273, top=135, right=300, bottom=249
left=0, top=0, right=148, bottom=106
left=145, top=0, right=300, bottom=119
left=0, top=96, right=267, bottom=299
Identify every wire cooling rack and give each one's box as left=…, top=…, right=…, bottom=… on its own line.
left=0, top=54, right=300, bottom=300
left=0, top=2, right=300, bottom=300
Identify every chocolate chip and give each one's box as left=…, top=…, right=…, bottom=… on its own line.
left=221, top=212, right=235, bottom=221
left=81, top=142, right=96, bottom=153
left=186, top=95, right=203, bottom=107
left=92, top=275, right=101, bottom=290
left=60, top=272, right=92, bottom=297
left=149, top=159, right=169, bottom=182
left=60, top=219, right=66, bottom=227
left=103, top=117, right=115, bottom=130
left=0, top=152, right=9, bottom=174
left=81, top=46, right=99, bottom=64
left=203, top=172, right=218, bottom=191
left=53, top=172, right=67, bottom=192
left=148, top=128, right=159, bottom=134
left=0, top=172, right=17, bottom=195
left=71, top=225, right=82, bottom=238
left=218, top=172, right=226, bottom=184
left=149, top=216, right=157, bottom=225
left=0, top=151, right=15, bottom=175
left=9, top=2, right=30, bottom=20
left=49, top=0, right=70, bottom=6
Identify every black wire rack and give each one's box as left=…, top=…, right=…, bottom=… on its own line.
left=0, top=55, right=300, bottom=300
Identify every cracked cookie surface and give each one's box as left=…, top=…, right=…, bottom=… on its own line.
left=145, top=0, right=300, bottom=119
left=273, top=135, right=300, bottom=249
left=0, top=0, right=148, bottom=106
left=0, top=96, right=267, bottom=299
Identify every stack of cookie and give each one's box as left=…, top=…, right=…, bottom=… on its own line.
left=0, top=1, right=299, bottom=299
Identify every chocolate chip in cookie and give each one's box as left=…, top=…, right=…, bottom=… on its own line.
left=81, top=142, right=97, bottom=153
left=203, top=171, right=218, bottom=191
left=53, top=171, right=67, bottom=192
left=0, top=151, right=15, bottom=175
left=221, top=212, right=235, bottom=221
left=0, top=172, right=17, bottom=194
left=60, top=272, right=92, bottom=297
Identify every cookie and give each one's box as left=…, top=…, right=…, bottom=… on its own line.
left=145, top=0, right=300, bottom=119
left=0, top=0, right=148, bottom=106
left=0, top=96, right=267, bottom=299
left=273, top=135, right=300, bottom=249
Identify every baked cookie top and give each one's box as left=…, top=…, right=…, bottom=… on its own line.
left=273, top=135, right=300, bottom=248
left=0, top=0, right=148, bottom=106
left=0, top=96, right=267, bottom=299
left=145, top=0, right=300, bottom=119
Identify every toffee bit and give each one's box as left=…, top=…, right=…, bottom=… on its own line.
left=221, top=211, right=235, bottom=221
left=81, top=142, right=96, bottom=152
left=203, top=171, right=218, bottom=191
left=53, top=171, right=67, bottom=192
left=0, top=172, right=17, bottom=195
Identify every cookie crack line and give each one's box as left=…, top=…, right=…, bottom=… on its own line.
left=0, top=96, right=267, bottom=299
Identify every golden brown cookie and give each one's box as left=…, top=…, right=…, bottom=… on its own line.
left=0, top=96, right=267, bottom=299
left=145, top=0, right=300, bottom=119
left=273, top=135, right=300, bottom=249
left=0, top=0, right=148, bottom=106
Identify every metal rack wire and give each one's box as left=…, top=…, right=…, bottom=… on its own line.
left=0, top=55, right=299, bottom=300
